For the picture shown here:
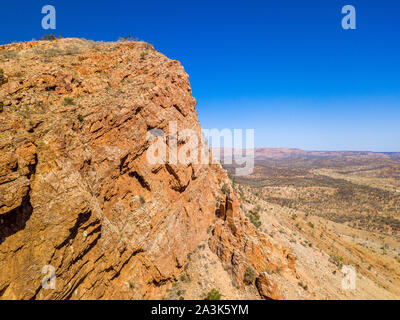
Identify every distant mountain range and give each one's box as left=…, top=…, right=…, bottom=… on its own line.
left=213, top=148, right=400, bottom=160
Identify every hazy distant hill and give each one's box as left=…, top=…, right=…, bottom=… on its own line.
left=214, top=147, right=400, bottom=161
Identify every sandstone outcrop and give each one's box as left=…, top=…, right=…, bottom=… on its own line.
left=255, top=272, right=282, bottom=300
left=0, top=39, right=293, bottom=299
left=209, top=188, right=295, bottom=295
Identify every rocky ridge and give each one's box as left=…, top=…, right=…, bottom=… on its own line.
left=0, top=39, right=294, bottom=299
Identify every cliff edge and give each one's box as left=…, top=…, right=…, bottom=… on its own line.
left=0, top=39, right=294, bottom=299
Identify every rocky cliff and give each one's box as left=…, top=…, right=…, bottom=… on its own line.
left=0, top=39, right=294, bottom=300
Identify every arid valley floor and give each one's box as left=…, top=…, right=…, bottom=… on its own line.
left=201, top=148, right=400, bottom=299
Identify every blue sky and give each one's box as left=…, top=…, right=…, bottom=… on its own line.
left=2, top=0, right=400, bottom=151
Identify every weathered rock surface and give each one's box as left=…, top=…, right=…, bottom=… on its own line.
left=0, top=39, right=293, bottom=299
left=256, top=272, right=282, bottom=300
left=209, top=189, right=295, bottom=292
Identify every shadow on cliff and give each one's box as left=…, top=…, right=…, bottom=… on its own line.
left=0, top=153, right=37, bottom=246
left=0, top=195, right=33, bottom=245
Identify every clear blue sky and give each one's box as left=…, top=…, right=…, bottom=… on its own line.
left=2, top=0, right=400, bottom=151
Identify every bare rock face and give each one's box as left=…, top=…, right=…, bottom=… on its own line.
left=0, top=39, right=294, bottom=300
left=209, top=188, right=295, bottom=297
left=255, top=272, right=282, bottom=300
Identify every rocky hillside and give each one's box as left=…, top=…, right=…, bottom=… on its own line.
left=224, top=154, right=400, bottom=299
left=0, top=39, right=294, bottom=300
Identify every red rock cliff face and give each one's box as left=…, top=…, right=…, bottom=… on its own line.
left=0, top=39, right=294, bottom=299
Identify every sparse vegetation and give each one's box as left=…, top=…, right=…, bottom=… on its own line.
left=13, top=71, right=23, bottom=78
left=119, top=34, right=137, bottom=42
left=180, top=274, right=189, bottom=283
left=140, top=52, right=148, bottom=60
left=77, top=114, right=84, bottom=122
left=246, top=210, right=261, bottom=228
left=64, top=46, right=81, bottom=55
left=330, top=253, right=344, bottom=268
left=33, top=46, right=81, bottom=59
left=139, top=196, right=146, bottom=205
left=224, top=155, right=400, bottom=236
left=205, top=288, right=222, bottom=300
left=0, top=68, right=5, bottom=85
left=221, top=183, right=229, bottom=195
left=0, top=50, right=18, bottom=60
left=298, top=282, right=308, bottom=291
left=244, top=266, right=256, bottom=285
left=40, top=34, right=58, bottom=41
left=63, top=97, right=75, bottom=106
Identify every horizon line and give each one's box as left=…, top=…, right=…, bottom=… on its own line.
left=211, top=147, right=400, bottom=153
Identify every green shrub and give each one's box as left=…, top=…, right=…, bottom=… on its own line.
left=246, top=211, right=261, bottom=228
left=221, top=183, right=229, bottom=195
left=139, top=196, right=145, bottom=205
left=298, top=282, right=308, bottom=291
left=77, top=114, right=84, bottom=122
left=0, top=68, right=5, bottom=85
left=13, top=71, right=23, bottom=78
left=63, top=97, right=75, bottom=106
left=330, top=253, right=344, bottom=268
left=205, top=289, right=222, bottom=300
left=244, top=267, right=255, bottom=285
left=140, top=52, right=147, bottom=60
left=180, top=274, right=188, bottom=282
left=0, top=101, right=3, bottom=113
